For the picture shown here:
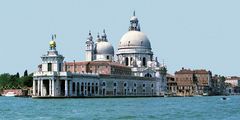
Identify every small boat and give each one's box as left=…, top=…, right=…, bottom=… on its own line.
left=222, top=97, right=227, bottom=100
left=3, top=92, right=16, bottom=97
left=203, top=93, right=208, bottom=96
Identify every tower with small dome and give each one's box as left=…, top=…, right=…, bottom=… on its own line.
left=85, top=31, right=94, bottom=61
left=85, top=30, right=114, bottom=61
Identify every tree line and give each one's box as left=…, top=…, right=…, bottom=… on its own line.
left=0, top=70, right=32, bottom=90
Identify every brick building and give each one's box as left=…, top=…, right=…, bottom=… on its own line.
left=166, top=74, right=177, bottom=96
left=175, top=68, right=212, bottom=96
left=64, top=61, right=132, bottom=76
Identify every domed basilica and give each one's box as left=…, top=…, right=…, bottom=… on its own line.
left=33, top=12, right=167, bottom=98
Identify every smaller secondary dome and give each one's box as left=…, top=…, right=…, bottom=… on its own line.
left=95, top=41, right=114, bottom=55
left=119, top=31, right=151, bottom=49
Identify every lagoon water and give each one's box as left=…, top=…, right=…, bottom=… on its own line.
left=0, top=96, right=240, bottom=120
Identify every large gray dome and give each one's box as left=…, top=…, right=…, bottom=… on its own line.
left=94, top=41, right=114, bottom=55
left=118, top=31, right=151, bottom=49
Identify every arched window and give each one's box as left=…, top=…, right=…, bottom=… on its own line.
left=145, top=73, right=152, bottom=77
left=134, top=83, right=137, bottom=87
left=124, top=82, right=127, bottom=87
left=114, top=82, right=117, bottom=87
left=125, top=57, right=129, bottom=66
left=102, top=81, right=106, bottom=86
left=142, top=57, right=146, bottom=66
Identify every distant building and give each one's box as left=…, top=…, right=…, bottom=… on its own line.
left=175, top=68, right=212, bottom=96
left=225, top=76, right=240, bottom=95
left=166, top=74, right=177, bottom=96
left=225, top=76, right=240, bottom=87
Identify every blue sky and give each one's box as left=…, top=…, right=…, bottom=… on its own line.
left=0, top=0, right=240, bottom=76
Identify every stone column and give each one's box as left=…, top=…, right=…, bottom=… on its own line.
left=37, top=80, right=40, bottom=96
left=96, top=83, right=100, bottom=95
left=75, top=82, right=77, bottom=96
left=40, top=80, right=43, bottom=96
left=92, top=84, right=94, bottom=96
left=65, top=80, right=68, bottom=96
left=49, top=79, right=52, bottom=96
left=85, top=82, right=88, bottom=96
left=128, top=57, right=131, bottom=66
left=84, top=82, right=86, bottom=96
left=33, top=79, right=36, bottom=96
left=69, top=80, right=72, bottom=96
left=90, top=83, right=92, bottom=96
left=52, top=79, right=55, bottom=96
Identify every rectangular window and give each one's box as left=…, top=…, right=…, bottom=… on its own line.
left=48, top=63, right=52, bottom=71
left=58, top=63, right=61, bottom=71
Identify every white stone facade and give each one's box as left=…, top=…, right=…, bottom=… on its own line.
left=33, top=12, right=167, bottom=98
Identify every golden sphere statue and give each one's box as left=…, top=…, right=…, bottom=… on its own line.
left=49, top=40, right=56, bottom=48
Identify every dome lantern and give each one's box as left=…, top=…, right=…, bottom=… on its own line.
left=101, top=29, right=107, bottom=42
left=87, top=31, right=93, bottom=41
left=129, top=11, right=140, bottom=31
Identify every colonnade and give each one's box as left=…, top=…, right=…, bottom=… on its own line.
left=32, top=78, right=100, bottom=97
left=71, top=81, right=99, bottom=96
left=32, top=78, right=156, bottom=97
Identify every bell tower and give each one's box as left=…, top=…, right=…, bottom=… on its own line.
left=85, top=31, right=94, bottom=61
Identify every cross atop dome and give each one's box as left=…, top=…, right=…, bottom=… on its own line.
left=129, top=11, right=141, bottom=31
left=95, top=32, right=101, bottom=42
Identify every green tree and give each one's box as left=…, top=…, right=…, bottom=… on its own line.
left=0, top=73, right=11, bottom=89
left=9, top=75, right=18, bottom=88
left=219, top=76, right=226, bottom=95
left=0, top=71, right=33, bottom=90
left=16, top=72, right=20, bottom=78
left=21, top=73, right=33, bottom=87
left=24, top=70, right=28, bottom=77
